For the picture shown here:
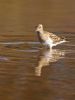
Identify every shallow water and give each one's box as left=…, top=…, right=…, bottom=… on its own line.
left=0, top=33, right=75, bottom=100
left=0, top=0, right=75, bottom=100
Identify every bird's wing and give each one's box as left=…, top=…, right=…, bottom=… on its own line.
left=45, top=31, right=63, bottom=43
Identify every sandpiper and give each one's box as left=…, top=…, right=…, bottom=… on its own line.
left=35, top=24, right=66, bottom=49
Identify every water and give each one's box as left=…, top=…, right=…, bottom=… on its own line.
left=0, top=0, right=75, bottom=100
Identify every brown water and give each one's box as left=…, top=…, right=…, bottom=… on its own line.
left=0, top=0, right=75, bottom=100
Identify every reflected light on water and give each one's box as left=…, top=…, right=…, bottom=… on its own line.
left=35, top=48, right=65, bottom=76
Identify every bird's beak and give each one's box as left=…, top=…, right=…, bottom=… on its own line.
left=35, top=25, right=38, bottom=28
left=35, top=26, right=39, bottom=32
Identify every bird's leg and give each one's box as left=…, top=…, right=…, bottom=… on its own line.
left=50, top=46, right=52, bottom=50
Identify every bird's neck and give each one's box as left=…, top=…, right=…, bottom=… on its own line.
left=39, top=30, right=44, bottom=34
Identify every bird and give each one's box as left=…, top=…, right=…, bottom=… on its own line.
left=35, top=24, right=66, bottom=49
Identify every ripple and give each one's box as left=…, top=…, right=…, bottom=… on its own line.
left=64, top=43, right=75, bottom=47
left=0, top=56, right=9, bottom=61
left=64, top=49, right=75, bottom=53
left=16, top=49, right=39, bottom=53
left=0, top=41, right=40, bottom=45
left=0, top=42, right=25, bottom=45
left=26, top=41, right=40, bottom=44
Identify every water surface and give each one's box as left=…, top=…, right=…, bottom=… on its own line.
left=0, top=0, right=75, bottom=100
left=0, top=33, right=74, bottom=100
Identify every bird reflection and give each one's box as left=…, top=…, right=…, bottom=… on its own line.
left=35, top=48, right=65, bottom=76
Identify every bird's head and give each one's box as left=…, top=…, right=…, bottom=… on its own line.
left=35, top=24, right=43, bottom=33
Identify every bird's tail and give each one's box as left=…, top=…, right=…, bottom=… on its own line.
left=53, top=39, right=67, bottom=46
